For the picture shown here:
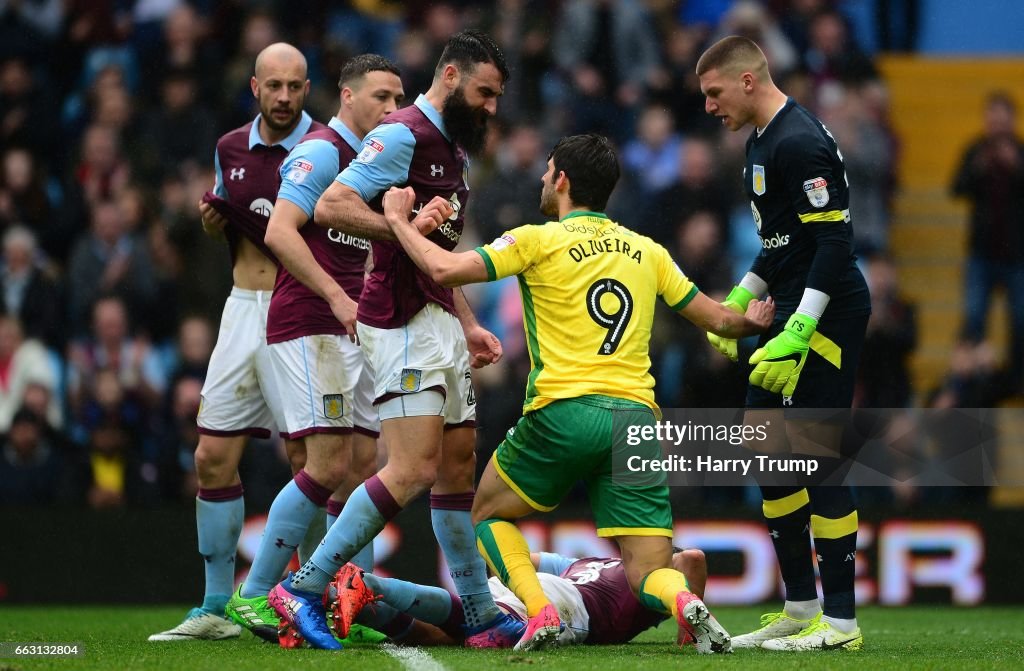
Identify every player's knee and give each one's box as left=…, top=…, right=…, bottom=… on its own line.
left=351, top=446, right=379, bottom=481
left=194, top=438, right=240, bottom=485
left=382, top=458, right=441, bottom=499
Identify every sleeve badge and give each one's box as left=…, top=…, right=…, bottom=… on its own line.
left=803, top=177, right=830, bottom=207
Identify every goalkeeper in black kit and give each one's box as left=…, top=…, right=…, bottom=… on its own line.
left=695, top=36, right=870, bottom=651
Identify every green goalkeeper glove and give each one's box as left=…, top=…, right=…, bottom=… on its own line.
left=748, top=312, right=817, bottom=396
left=706, top=285, right=757, bottom=362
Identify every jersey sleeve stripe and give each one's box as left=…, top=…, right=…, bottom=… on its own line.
left=474, top=247, right=497, bottom=282
left=668, top=285, right=699, bottom=311
left=798, top=210, right=847, bottom=223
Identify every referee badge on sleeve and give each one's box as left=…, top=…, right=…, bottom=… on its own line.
left=752, top=165, right=766, bottom=195
left=803, top=177, right=830, bottom=207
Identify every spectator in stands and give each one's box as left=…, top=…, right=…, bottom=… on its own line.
left=858, top=254, right=916, bottom=408
left=73, top=124, right=131, bottom=206
left=0, top=57, right=60, bottom=162
left=820, top=82, right=896, bottom=255
left=803, top=9, right=878, bottom=96
left=647, top=138, right=732, bottom=248
left=0, top=147, right=54, bottom=232
left=0, top=315, right=60, bottom=432
left=0, top=226, right=63, bottom=349
left=66, top=199, right=157, bottom=336
left=473, top=124, right=546, bottom=242
left=140, top=67, right=217, bottom=182
left=552, top=0, right=663, bottom=141
left=0, top=408, right=68, bottom=505
left=169, top=315, right=214, bottom=383
left=622, top=104, right=684, bottom=197
left=157, top=374, right=203, bottom=501
left=952, top=91, right=1024, bottom=392
left=66, top=296, right=166, bottom=422
left=75, top=368, right=149, bottom=508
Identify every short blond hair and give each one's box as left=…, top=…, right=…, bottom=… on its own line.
left=696, top=35, right=769, bottom=79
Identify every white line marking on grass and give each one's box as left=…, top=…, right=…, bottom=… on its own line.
left=381, top=644, right=449, bottom=671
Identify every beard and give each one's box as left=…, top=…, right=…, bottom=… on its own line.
left=539, top=182, right=558, bottom=217
left=259, top=97, right=302, bottom=132
left=442, top=86, right=489, bottom=155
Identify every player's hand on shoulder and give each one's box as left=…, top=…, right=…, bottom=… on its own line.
left=745, top=296, right=775, bottom=331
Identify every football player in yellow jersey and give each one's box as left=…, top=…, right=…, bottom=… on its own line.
left=380, top=134, right=774, bottom=654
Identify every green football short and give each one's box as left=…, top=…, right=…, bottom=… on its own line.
left=492, top=394, right=672, bottom=538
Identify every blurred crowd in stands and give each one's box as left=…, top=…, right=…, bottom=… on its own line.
left=0, top=0, right=1015, bottom=510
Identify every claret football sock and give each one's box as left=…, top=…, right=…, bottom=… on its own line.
left=431, top=494, right=501, bottom=629
left=242, top=471, right=329, bottom=599
left=761, top=486, right=818, bottom=602
left=809, top=486, right=858, bottom=620
left=196, top=485, right=245, bottom=602
left=475, top=518, right=550, bottom=618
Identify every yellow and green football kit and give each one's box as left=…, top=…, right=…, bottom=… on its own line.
left=475, top=211, right=698, bottom=537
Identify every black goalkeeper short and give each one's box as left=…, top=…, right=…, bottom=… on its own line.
left=745, top=313, right=869, bottom=411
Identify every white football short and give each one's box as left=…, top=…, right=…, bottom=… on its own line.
left=267, top=333, right=379, bottom=439
left=198, top=288, right=283, bottom=437
left=356, top=303, right=476, bottom=426
left=488, top=575, right=590, bottom=645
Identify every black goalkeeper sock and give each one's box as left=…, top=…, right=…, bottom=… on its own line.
left=760, top=486, right=817, bottom=603
left=808, top=486, right=858, bottom=619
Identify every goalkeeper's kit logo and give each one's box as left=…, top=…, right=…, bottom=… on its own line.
left=761, top=232, right=790, bottom=249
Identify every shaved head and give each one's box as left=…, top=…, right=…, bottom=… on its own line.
left=696, top=35, right=769, bottom=80
left=250, top=42, right=309, bottom=136
left=254, top=42, right=307, bottom=79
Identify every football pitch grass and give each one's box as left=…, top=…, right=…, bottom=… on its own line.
left=2, top=606, right=1023, bottom=671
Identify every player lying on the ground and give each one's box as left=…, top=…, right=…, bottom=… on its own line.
left=327, top=548, right=708, bottom=648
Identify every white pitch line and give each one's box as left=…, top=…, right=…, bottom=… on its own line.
left=381, top=644, right=450, bottom=671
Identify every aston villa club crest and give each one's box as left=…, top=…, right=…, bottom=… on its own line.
left=752, top=164, right=766, bottom=195
left=323, top=394, right=344, bottom=419
left=399, top=368, right=422, bottom=392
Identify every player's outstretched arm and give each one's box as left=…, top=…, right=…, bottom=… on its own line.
left=680, top=292, right=774, bottom=339
left=265, top=198, right=358, bottom=342
left=381, top=186, right=489, bottom=287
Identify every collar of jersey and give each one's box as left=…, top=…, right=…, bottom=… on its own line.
left=248, top=111, right=313, bottom=150
left=414, top=94, right=450, bottom=141
left=560, top=210, right=609, bottom=222
left=328, top=116, right=361, bottom=153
